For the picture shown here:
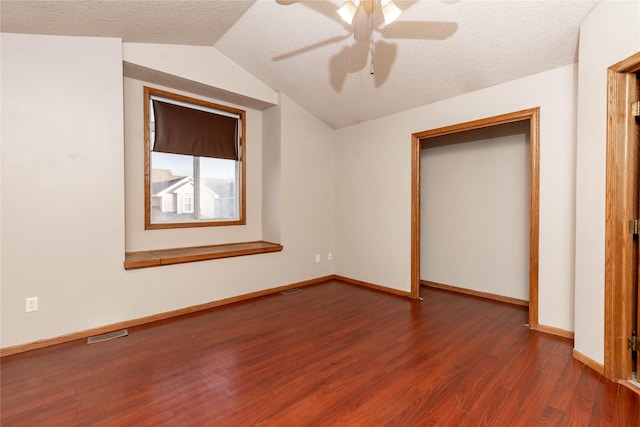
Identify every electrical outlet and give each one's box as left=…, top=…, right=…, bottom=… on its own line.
left=25, top=297, right=38, bottom=312
left=315, top=254, right=321, bottom=263
left=328, top=252, right=333, bottom=261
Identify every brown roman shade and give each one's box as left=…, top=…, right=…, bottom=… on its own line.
left=152, top=99, right=239, bottom=160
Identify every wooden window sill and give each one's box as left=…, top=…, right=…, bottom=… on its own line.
left=124, top=241, right=283, bottom=270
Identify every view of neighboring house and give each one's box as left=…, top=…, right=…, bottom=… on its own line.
left=151, top=169, right=236, bottom=221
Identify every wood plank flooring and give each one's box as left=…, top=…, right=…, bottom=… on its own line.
left=1, top=280, right=638, bottom=426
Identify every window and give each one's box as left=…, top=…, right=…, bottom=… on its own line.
left=183, top=193, right=194, bottom=213
left=144, top=87, right=246, bottom=229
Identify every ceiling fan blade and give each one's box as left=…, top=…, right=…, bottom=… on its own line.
left=272, top=35, right=351, bottom=61
left=353, top=7, right=372, bottom=41
left=378, top=21, right=458, bottom=40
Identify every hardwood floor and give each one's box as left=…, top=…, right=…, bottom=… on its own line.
left=1, top=280, right=638, bottom=426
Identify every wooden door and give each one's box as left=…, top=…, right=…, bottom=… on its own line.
left=604, top=54, right=640, bottom=381
left=636, top=73, right=640, bottom=374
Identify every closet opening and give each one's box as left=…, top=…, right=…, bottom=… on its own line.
left=411, top=108, right=540, bottom=330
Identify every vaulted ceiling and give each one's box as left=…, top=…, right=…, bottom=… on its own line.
left=1, top=0, right=599, bottom=128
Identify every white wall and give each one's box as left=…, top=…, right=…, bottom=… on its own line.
left=336, top=64, right=577, bottom=331
left=262, top=97, right=282, bottom=244
left=1, top=34, right=126, bottom=345
left=574, top=1, right=640, bottom=364
left=420, top=123, right=530, bottom=300
left=279, top=94, right=336, bottom=280
left=1, top=34, right=335, bottom=348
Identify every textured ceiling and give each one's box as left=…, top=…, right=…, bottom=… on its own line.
left=1, top=0, right=599, bottom=128
left=0, top=0, right=256, bottom=45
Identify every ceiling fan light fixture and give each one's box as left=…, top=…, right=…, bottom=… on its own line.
left=380, top=0, right=401, bottom=25
left=337, top=0, right=360, bottom=25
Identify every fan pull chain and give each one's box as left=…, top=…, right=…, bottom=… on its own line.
left=370, top=0, right=374, bottom=75
left=370, top=37, right=374, bottom=75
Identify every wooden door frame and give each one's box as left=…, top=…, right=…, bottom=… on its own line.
left=604, top=51, right=640, bottom=381
left=411, top=108, right=540, bottom=330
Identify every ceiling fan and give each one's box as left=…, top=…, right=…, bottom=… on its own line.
left=337, top=0, right=402, bottom=41
left=274, top=0, right=458, bottom=87
left=274, top=1, right=457, bottom=53
left=276, top=0, right=406, bottom=42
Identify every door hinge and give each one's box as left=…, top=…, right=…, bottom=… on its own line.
left=629, top=219, right=639, bottom=235
left=632, top=101, right=640, bottom=117
left=629, top=332, right=639, bottom=352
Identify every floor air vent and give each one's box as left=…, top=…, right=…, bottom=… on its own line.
left=281, top=288, right=302, bottom=296
left=87, top=329, right=128, bottom=344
